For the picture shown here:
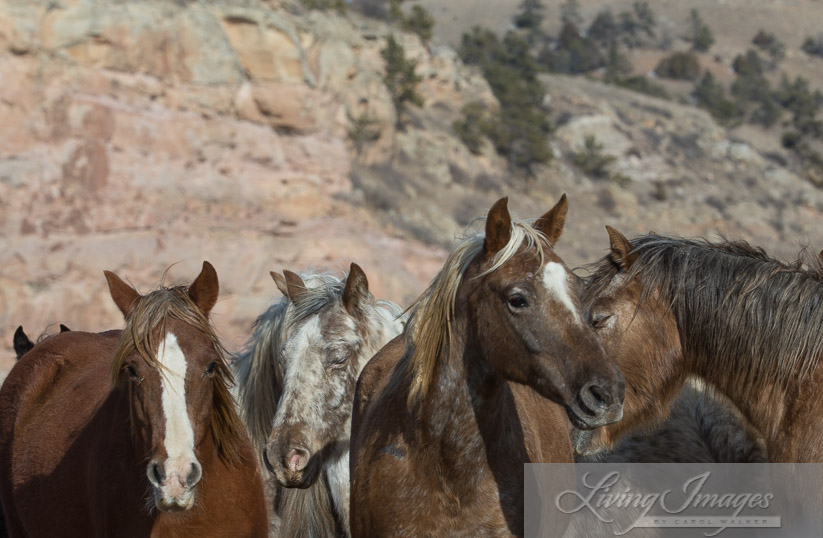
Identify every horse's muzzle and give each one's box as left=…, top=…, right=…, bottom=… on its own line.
left=147, top=458, right=201, bottom=512
left=566, top=378, right=625, bottom=429
left=263, top=442, right=318, bottom=489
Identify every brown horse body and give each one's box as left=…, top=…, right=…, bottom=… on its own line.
left=0, top=264, right=267, bottom=537
left=351, top=197, right=625, bottom=536
left=579, top=229, right=823, bottom=462
left=352, top=336, right=573, bottom=536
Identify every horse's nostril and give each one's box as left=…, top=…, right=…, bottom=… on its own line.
left=589, top=384, right=607, bottom=405
left=285, top=447, right=310, bottom=473
left=148, top=461, right=165, bottom=487
left=186, top=462, right=203, bottom=487
left=579, top=382, right=609, bottom=415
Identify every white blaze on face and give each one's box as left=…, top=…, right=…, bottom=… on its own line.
left=158, top=332, right=197, bottom=470
left=542, top=261, right=581, bottom=324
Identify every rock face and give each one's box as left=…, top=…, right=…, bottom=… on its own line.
left=0, top=0, right=462, bottom=380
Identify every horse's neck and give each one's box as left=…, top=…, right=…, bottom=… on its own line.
left=685, top=336, right=791, bottom=453
left=420, top=340, right=524, bottom=487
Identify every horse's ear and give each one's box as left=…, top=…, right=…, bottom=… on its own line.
left=606, top=226, right=637, bottom=270
left=13, top=326, right=34, bottom=359
left=59, top=324, right=71, bottom=333
left=534, top=193, right=568, bottom=246
left=271, top=271, right=290, bottom=299
left=189, top=261, right=219, bottom=318
left=343, top=263, right=372, bottom=318
left=484, top=197, right=512, bottom=256
left=105, top=270, right=141, bottom=319
left=283, top=270, right=307, bottom=302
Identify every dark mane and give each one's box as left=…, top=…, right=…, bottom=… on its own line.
left=585, top=234, right=823, bottom=390
left=111, top=286, right=247, bottom=464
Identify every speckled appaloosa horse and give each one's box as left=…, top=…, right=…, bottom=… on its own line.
left=234, top=264, right=404, bottom=537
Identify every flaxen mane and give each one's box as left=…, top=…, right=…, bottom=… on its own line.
left=111, top=285, right=246, bottom=463
left=585, top=234, right=823, bottom=396
left=402, top=219, right=548, bottom=408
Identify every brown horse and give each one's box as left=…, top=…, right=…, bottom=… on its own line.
left=350, top=196, right=625, bottom=536
left=578, top=228, right=823, bottom=462
left=0, top=262, right=267, bottom=537
left=12, top=324, right=70, bottom=359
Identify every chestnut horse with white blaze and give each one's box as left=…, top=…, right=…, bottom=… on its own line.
left=350, top=196, right=625, bottom=536
left=0, top=262, right=267, bottom=537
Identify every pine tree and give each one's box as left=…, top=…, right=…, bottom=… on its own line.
left=687, top=9, right=714, bottom=52
left=514, top=0, right=545, bottom=32
left=402, top=5, right=435, bottom=43
left=560, top=0, right=583, bottom=27
left=381, top=35, right=423, bottom=128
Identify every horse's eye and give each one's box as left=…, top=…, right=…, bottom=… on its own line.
left=328, top=354, right=348, bottom=368
left=204, top=362, right=217, bottom=376
left=590, top=313, right=614, bottom=329
left=507, top=294, right=529, bottom=310
left=125, top=364, right=141, bottom=381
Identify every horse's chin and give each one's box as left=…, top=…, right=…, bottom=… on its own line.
left=569, top=426, right=610, bottom=457
left=274, top=458, right=322, bottom=490
left=153, top=490, right=196, bottom=512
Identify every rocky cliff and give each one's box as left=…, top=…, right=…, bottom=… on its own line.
left=0, top=0, right=469, bottom=375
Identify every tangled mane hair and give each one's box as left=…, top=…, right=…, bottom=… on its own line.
left=402, top=218, right=549, bottom=408
left=111, top=285, right=246, bottom=464
left=585, top=234, right=823, bottom=391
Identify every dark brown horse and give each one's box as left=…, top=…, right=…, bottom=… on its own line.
left=350, top=196, right=625, bottom=536
left=578, top=228, right=823, bottom=462
left=12, top=324, right=70, bottom=359
left=0, top=262, right=267, bottom=537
